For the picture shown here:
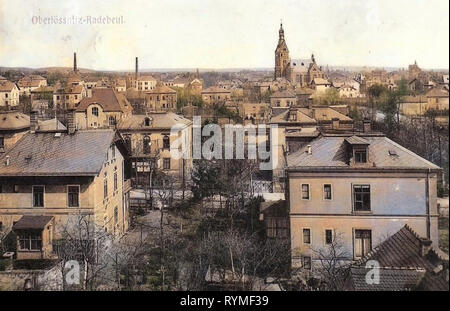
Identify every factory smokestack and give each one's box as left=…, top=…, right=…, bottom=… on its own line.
left=74, top=52, right=77, bottom=72
left=135, top=57, right=138, bottom=80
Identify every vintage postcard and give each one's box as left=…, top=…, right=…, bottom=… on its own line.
left=0, top=0, right=448, bottom=299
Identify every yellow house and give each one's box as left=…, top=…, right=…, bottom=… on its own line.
left=202, top=86, right=231, bottom=106
left=118, top=112, right=192, bottom=186
left=0, top=126, right=131, bottom=260
left=75, top=88, right=133, bottom=129
left=0, top=80, right=20, bottom=107
left=53, top=85, right=86, bottom=109
left=144, top=84, right=178, bottom=112
left=286, top=133, right=441, bottom=272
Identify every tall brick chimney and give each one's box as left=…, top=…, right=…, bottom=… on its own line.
left=74, top=52, right=77, bottom=72
left=30, top=110, right=38, bottom=133
left=135, top=57, right=138, bottom=80
left=67, top=108, right=76, bottom=135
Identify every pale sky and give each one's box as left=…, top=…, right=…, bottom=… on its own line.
left=0, top=0, right=448, bottom=70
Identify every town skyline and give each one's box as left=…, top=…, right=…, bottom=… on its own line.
left=0, top=0, right=449, bottom=70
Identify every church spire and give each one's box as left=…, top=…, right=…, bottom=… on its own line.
left=279, top=21, right=284, bottom=41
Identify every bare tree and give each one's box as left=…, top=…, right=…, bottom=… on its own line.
left=311, top=231, right=351, bottom=291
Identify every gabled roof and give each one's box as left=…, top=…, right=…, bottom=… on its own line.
left=270, top=109, right=317, bottom=125
left=345, top=135, right=370, bottom=145
left=347, top=267, right=426, bottom=291
left=54, top=85, right=84, bottom=94
left=287, top=134, right=441, bottom=170
left=76, top=88, right=132, bottom=113
left=137, top=75, right=157, bottom=82
left=118, top=112, right=191, bottom=130
left=0, top=111, right=30, bottom=131
left=146, top=84, right=177, bottom=94
left=312, top=78, right=331, bottom=85
left=290, top=59, right=312, bottom=73
left=426, top=87, right=449, bottom=98
left=353, top=225, right=448, bottom=291
left=299, top=107, right=352, bottom=122
left=270, top=89, right=296, bottom=98
left=0, top=80, right=18, bottom=92
left=202, top=86, right=231, bottom=94
left=0, top=130, right=116, bottom=176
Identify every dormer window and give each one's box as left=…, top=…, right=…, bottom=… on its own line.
left=354, top=148, right=367, bottom=163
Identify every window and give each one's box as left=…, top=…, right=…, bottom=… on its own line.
left=92, top=107, right=99, bottom=117
left=354, top=149, right=367, bottom=163
left=353, top=185, right=371, bottom=211
left=0, top=136, right=4, bottom=149
left=0, top=222, right=2, bottom=232
left=32, top=186, right=44, bottom=207
left=303, top=228, right=311, bottom=244
left=323, top=184, right=332, bottom=200
left=19, top=234, right=42, bottom=251
left=111, top=145, right=116, bottom=159
left=114, top=206, right=119, bottom=224
left=266, top=218, right=288, bottom=238
left=163, top=158, right=171, bottom=170
left=68, top=185, right=80, bottom=207
left=74, top=95, right=78, bottom=100
left=104, top=178, right=108, bottom=199
left=109, top=116, right=116, bottom=126
left=13, top=185, right=19, bottom=193
left=5, top=93, right=8, bottom=98
left=325, top=229, right=333, bottom=244
left=354, top=230, right=372, bottom=259
left=301, top=184, right=310, bottom=200
left=143, top=136, right=151, bottom=154
left=144, top=117, right=151, bottom=126
left=163, top=135, right=170, bottom=149
left=114, top=171, right=118, bottom=191
left=302, top=256, right=312, bottom=270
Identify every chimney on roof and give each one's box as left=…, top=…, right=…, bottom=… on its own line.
left=30, top=110, right=38, bottom=133
left=307, top=145, right=312, bottom=155
left=332, top=117, right=340, bottom=130
left=5, top=155, right=10, bottom=166
left=419, top=238, right=432, bottom=257
left=135, top=57, right=138, bottom=80
left=363, top=118, right=372, bottom=133
left=74, top=52, right=77, bottom=72
left=67, top=108, right=76, bottom=135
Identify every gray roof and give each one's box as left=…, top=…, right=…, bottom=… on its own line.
left=353, top=225, right=449, bottom=291
left=287, top=134, right=441, bottom=170
left=118, top=112, right=191, bottom=130
left=347, top=267, right=426, bottom=291
left=0, top=111, right=30, bottom=131
left=345, top=135, right=370, bottom=145
left=0, top=130, right=116, bottom=176
left=290, top=59, right=312, bottom=73
left=13, top=215, right=54, bottom=230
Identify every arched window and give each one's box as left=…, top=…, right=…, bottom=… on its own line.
left=144, top=117, right=151, bottom=126
left=163, top=135, right=170, bottom=149
left=109, top=116, right=116, bottom=126
left=92, top=107, right=99, bottom=117
left=143, top=136, right=150, bottom=154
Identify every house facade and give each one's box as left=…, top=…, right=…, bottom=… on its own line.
left=75, top=88, right=133, bottom=129
left=117, top=112, right=193, bottom=185
left=0, top=125, right=131, bottom=260
left=144, top=84, right=177, bottom=112
left=0, top=80, right=20, bottom=107
left=286, top=133, right=442, bottom=272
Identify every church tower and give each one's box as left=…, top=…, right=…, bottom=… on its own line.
left=274, top=22, right=290, bottom=80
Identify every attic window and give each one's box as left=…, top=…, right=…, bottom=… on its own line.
left=354, top=149, right=367, bottom=163
left=388, top=149, right=398, bottom=156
